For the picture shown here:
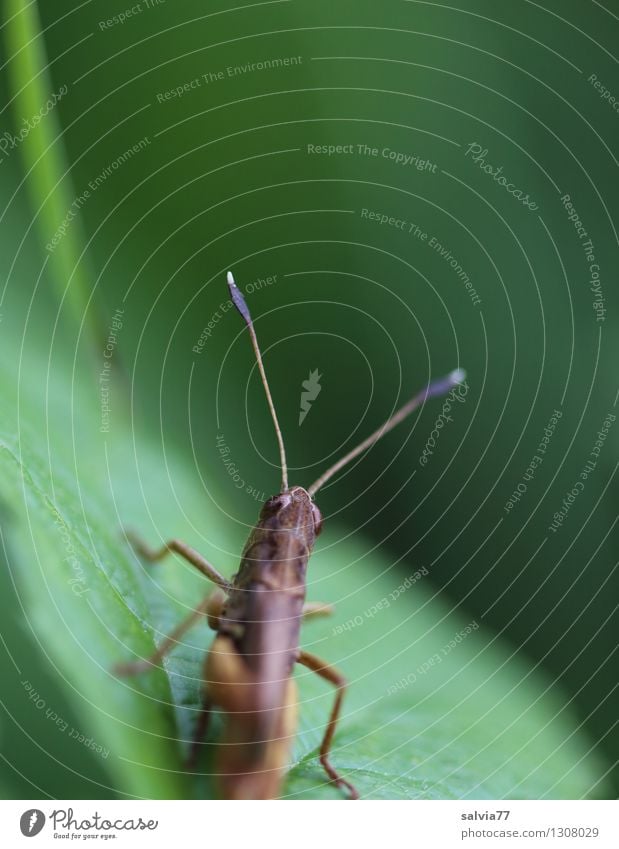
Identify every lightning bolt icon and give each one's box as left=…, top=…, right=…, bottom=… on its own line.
left=299, top=369, right=322, bottom=425
left=28, top=811, right=38, bottom=833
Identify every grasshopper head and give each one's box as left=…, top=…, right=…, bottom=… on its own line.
left=259, top=486, right=323, bottom=541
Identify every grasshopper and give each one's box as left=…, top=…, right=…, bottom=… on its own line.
left=116, top=272, right=465, bottom=799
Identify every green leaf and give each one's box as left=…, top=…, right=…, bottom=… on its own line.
left=3, top=0, right=100, bottom=341
left=0, top=334, right=610, bottom=800
left=286, top=538, right=607, bottom=799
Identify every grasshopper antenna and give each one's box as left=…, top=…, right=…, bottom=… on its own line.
left=227, top=271, right=289, bottom=492
left=308, top=367, right=466, bottom=497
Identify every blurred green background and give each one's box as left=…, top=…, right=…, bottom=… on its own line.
left=0, top=0, right=617, bottom=798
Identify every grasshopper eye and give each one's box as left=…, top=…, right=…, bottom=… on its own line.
left=311, top=504, right=323, bottom=536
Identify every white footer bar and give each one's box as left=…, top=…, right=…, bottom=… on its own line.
left=1, top=800, right=617, bottom=848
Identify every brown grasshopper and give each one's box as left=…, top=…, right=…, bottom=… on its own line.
left=116, top=271, right=465, bottom=799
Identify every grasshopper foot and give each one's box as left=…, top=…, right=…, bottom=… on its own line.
left=320, top=757, right=359, bottom=799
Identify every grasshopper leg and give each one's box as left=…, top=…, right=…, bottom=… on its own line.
left=302, top=602, right=334, bottom=620
left=185, top=696, right=213, bottom=770
left=123, top=529, right=231, bottom=591
left=115, top=533, right=230, bottom=675
left=297, top=650, right=359, bottom=799
left=114, top=594, right=214, bottom=676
